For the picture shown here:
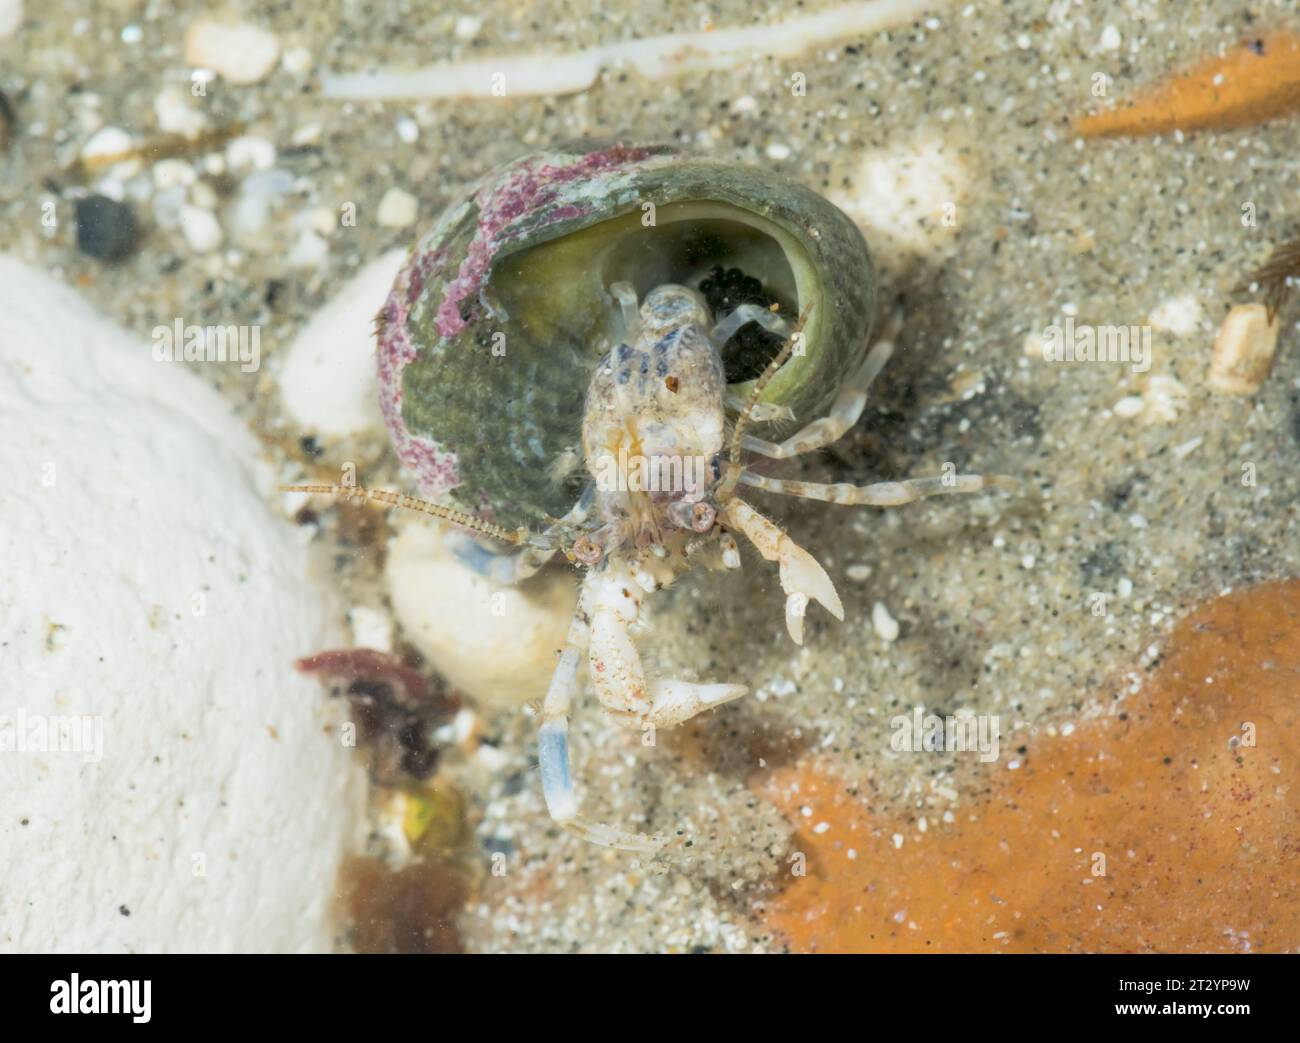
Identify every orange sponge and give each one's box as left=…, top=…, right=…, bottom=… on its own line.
left=760, top=580, right=1300, bottom=953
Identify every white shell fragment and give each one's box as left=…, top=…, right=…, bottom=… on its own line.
left=872, top=601, right=901, bottom=642
left=180, top=203, right=223, bottom=253
left=80, top=126, right=140, bottom=179
left=185, top=19, right=281, bottom=85
left=278, top=248, right=407, bottom=438
left=153, top=84, right=208, bottom=137
left=324, top=0, right=941, bottom=99
left=0, top=257, right=364, bottom=953
left=386, top=522, right=577, bottom=708
left=1208, top=303, right=1280, bottom=396
left=377, top=187, right=419, bottom=229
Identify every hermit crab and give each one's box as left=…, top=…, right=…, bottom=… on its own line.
left=287, top=142, right=1012, bottom=851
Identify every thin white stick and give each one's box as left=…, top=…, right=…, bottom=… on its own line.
left=325, top=0, right=951, bottom=100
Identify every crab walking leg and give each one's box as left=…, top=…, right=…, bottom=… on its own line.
left=537, top=577, right=660, bottom=851
left=609, top=280, right=641, bottom=336
left=722, top=395, right=795, bottom=424
left=711, top=302, right=792, bottom=345
left=536, top=564, right=745, bottom=851
left=738, top=471, right=1018, bottom=506
left=741, top=340, right=895, bottom=460
left=720, top=499, right=844, bottom=645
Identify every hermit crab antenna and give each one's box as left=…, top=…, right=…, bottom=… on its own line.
left=719, top=304, right=813, bottom=501
left=280, top=484, right=525, bottom=546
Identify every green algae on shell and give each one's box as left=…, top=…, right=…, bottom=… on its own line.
left=377, top=142, right=876, bottom=532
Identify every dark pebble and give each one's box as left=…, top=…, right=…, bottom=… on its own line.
left=0, top=90, right=13, bottom=153
left=75, top=195, right=139, bottom=263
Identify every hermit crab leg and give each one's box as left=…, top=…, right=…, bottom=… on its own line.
left=711, top=302, right=792, bottom=345
left=719, top=498, right=843, bottom=645
left=609, top=280, right=642, bottom=338
left=737, top=471, right=1018, bottom=506
left=538, top=562, right=746, bottom=851
left=538, top=594, right=658, bottom=850
left=722, top=395, right=794, bottom=424
left=740, top=339, right=894, bottom=460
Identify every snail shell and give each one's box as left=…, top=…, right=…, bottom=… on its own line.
left=376, top=141, right=876, bottom=532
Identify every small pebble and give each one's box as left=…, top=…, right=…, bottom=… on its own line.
left=180, top=204, right=223, bottom=253
left=1209, top=303, right=1279, bottom=395
left=287, top=229, right=329, bottom=268
left=226, top=135, right=276, bottom=172
left=291, top=122, right=323, bottom=146
left=377, top=187, right=418, bottom=228
left=185, top=19, right=281, bottom=85
left=0, top=0, right=20, bottom=38
left=152, top=159, right=195, bottom=190
left=1148, top=294, right=1202, bottom=335
left=75, top=195, right=138, bottom=262
left=305, top=206, right=336, bottom=235
left=765, top=142, right=792, bottom=160
left=80, top=126, right=140, bottom=178
left=453, top=15, right=483, bottom=41
left=871, top=601, right=900, bottom=642
left=189, top=181, right=218, bottom=210
left=281, top=47, right=313, bottom=76
left=1099, top=25, right=1122, bottom=51
left=348, top=605, right=393, bottom=652
left=1143, top=374, right=1189, bottom=423
left=153, top=85, right=207, bottom=137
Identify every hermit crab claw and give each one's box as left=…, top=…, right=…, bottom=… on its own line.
left=720, top=499, right=844, bottom=645
left=643, top=679, right=748, bottom=726
left=777, top=538, right=844, bottom=645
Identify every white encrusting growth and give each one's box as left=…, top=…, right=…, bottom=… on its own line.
left=0, top=257, right=365, bottom=952
left=324, top=0, right=951, bottom=100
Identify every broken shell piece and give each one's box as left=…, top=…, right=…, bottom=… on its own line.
left=185, top=20, right=281, bottom=85
left=1209, top=303, right=1280, bottom=395
left=386, top=521, right=577, bottom=708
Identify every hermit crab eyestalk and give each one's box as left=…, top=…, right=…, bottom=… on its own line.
left=571, top=532, right=605, bottom=565
left=668, top=498, right=716, bottom=533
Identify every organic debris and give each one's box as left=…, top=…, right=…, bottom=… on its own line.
left=65, top=123, right=245, bottom=181
left=1075, top=30, right=1300, bottom=138
left=1244, top=234, right=1300, bottom=323
left=1209, top=303, right=1280, bottom=396
left=339, top=854, right=468, bottom=954
left=297, top=648, right=459, bottom=784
